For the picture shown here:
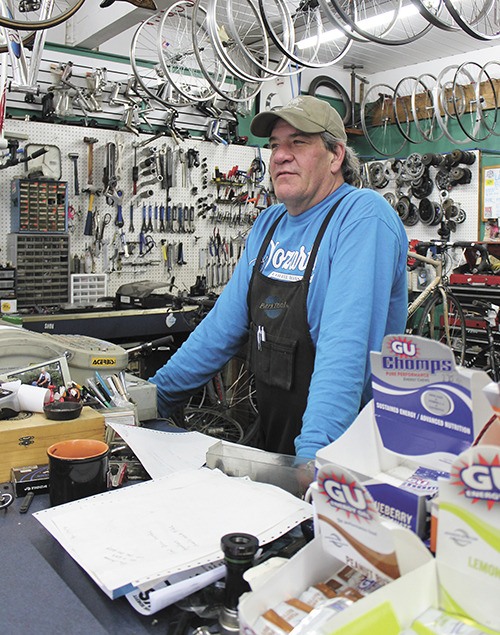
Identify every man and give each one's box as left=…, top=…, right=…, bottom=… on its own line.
left=150, top=95, right=408, bottom=459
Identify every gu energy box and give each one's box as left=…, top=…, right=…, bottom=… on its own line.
left=289, top=596, right=354, bottom=635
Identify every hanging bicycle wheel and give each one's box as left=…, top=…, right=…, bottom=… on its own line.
left=452, top=61, right=496, bottom=142
left=479, top=61, right=500, bottom=136
left=324, top=0, right=433, bottom=45
left=0, top=0, right=85, bottom=30
left=183, top=407, right=244, bottom=443
left=252, top=0, right=301, bottom=75
left=361, top=83, right=408, bottom=157
left=411, top=74, right=444, bottom=142
left=411, top=0, right=458, bottom=31
left=192, top=0, right=262, bottom=103
left=393, top=76, right=424, bottom=144
left=206, top=0, right=275, bottom=82
left=444, top=0, right=500, bottom=40
left=157, top=0, right=218, bottom=102
left=417, top=290, right=467, bottom=365
left=260, top=0, right=352, bottom=69
left=433, top=64, right=469, bottom=144
left=131, top=13, right=192, bottom=108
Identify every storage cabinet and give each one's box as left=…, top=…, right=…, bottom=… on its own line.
left=7, top=233, right=70, bottom=307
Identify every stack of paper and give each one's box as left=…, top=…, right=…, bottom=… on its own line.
left=34, top=468, right=312, bottom=600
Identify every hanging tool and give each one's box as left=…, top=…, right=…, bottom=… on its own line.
left=83, top=136, right=98, bottom=185
left=68, top=152, right=80, bottom=195
left=129, top=204, right=135, bottom=233
left=132, top=146, right=138, bottom=195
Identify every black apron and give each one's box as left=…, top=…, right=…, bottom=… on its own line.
left=247, top=198, right=344, bottom=455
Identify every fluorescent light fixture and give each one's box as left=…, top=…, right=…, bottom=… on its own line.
left=296, top=3, right=419, bottom=50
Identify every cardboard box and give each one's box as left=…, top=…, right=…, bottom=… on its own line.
left=239, top=462, right=433, bottom=634
left=11, top=464, right=50, bottom=496
left=316, top=335, right=492, bottom=537
left=0, top=406, right=105, bottom=482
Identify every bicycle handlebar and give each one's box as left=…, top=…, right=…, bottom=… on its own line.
left=126, top=335, right=175, bottom=357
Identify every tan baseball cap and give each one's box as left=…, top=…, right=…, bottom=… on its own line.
left=251, top=95, right=347, bottom=142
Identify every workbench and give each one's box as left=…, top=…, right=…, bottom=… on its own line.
left=17, top=306, right=197, bottom=344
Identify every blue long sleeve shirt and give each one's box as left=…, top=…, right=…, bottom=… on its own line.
left=150, top=183, right=408, bottom=458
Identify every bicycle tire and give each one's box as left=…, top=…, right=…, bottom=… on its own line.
left=182, top=406, right=244, bottom=443
left=307, top=75, right=351, bottom=125
left=416, top=290, right=467, bottom=365
left=410, top=0, right=458, bottom=31
left=0, top=0, right=86, bottom=31
left=432, top=64, right=469, bottom=145
left=466, top=348, right=500, bottom=381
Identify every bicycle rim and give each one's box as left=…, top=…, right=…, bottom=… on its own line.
left=411, top=74, right=445, bottom=142
left=452, top=61, right=496, bottom=142
left=157, top=0, right=218, bottom=102
left=325, top=0, right=433, bottom=45
left=361, top=83, right=408, bottom=157
left=0, top=0, right=85, bottom=30
left=479, top=61, right=500, bottom=136
left=417, top=290, right=467, bottom=365
left=411, top=0, right=458, bottom=31
left=131, top=13, right=193, bottom=108
left=444, top=0, right=500, bottom=40
left=192, top=0, right=262, bottom=104
left=394, top=76, right=424, bottom=144
left=432, top=64, right=469, bottom=145
left=183, top=406, right=244, bottom=443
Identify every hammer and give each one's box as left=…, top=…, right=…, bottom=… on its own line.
left=83, top=136, right=98, bottom=186
left=68, top=152, right=80, bottom=195
left=82, top=185, right=102, bottom=236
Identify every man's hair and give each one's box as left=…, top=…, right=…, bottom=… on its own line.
left=320, top=131, right=361, bottom=187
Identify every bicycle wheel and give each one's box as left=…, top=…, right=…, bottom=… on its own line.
left=183, top=406, right=244, bottom=443
left=452, top=61, right=496, bottom=142
left=411, top=0, right=458, bottom=31
left=394, top=76, right=423, bottom=144
left=361, top=82, right=408, bottom=157
left=444, top=0, right=499, bottom=40
left=261, top=0, right=352, bottom=69
left=479, top=61, right=500, bottom=137
left=0, top=0, right=85, bottom=30
left=433, top=64, right=469, bottom=145
left=157, top=0, right=218, bottom=102
left=131, top=13, right=192, bottom=108
left=192, top=0, right=262, bottom=104
left=417, top=290, right=467, bottom=365
left=411, top=74, right=444, bottom=142
left=325, top=0, right=433, bottom=45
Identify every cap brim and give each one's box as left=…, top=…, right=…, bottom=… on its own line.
left=250, top=111, right=324, bottom=138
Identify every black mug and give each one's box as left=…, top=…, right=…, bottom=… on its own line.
left=47, top=439, right=109, bottom=506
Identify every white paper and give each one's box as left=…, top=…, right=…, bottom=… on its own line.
left=126, top=561, right=226, bottom=615
left=34, top=468, right=312, bottom=599
left=107, top=422, right=217, bottom=478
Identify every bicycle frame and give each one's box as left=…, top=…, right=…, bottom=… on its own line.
left=407, top=248, right=455, bottom=347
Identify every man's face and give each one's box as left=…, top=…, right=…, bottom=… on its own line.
left=269, top=119, right=344, bottom=216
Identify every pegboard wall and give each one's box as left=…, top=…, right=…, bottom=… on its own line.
left=0, top=117, right=273, bottom=306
